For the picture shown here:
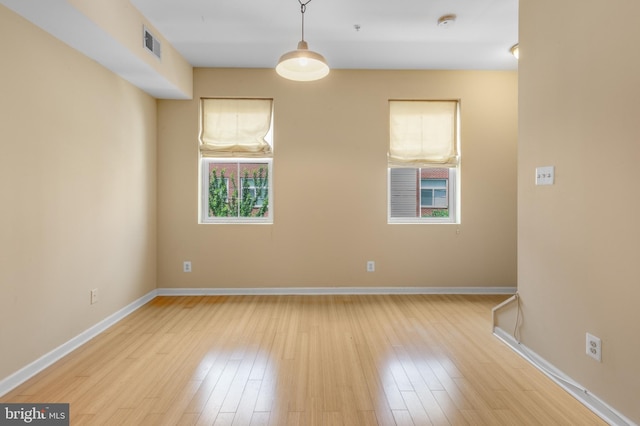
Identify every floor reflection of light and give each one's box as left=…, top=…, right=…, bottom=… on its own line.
left=374, top=348, right=450, bottom=421
left=248, top=351, right=277, bottom=412
left=190, top=347, right=277, bottom=418
left=377, top=356, right=411, bottom=412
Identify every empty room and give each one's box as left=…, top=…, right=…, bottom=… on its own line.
left=1, top=0, right=638, bottom=425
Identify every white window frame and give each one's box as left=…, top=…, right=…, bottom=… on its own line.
left=200, top=158, right=273, bottom=224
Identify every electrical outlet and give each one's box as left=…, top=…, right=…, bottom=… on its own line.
left=183, top=261, right=192, bottom=273
left=367, top=261, right=375, bottom=272
left=586, top=333, right=602, bottom=362
left=90, top=289, right=98, bottom=305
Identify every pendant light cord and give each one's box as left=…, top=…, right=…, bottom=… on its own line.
left=298, top=0, right=313, bottom=42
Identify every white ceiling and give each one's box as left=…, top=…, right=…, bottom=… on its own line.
left=131, top=0, right=519, bottom=71
left=2, top=0, right=517, bottom=98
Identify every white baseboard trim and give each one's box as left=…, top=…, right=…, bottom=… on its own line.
left=493, top=327, right=636, bottom=426
left=157, top=286, right=517, bottom=296
left=0, top=287, right=514, bottom=398
left=0, top=289, right=158, bottom=398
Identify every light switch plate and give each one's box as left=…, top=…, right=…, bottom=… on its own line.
left=536, top=166, right=555, bottom=185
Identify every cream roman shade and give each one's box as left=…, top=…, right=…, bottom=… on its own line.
left=200, top=98, right=273, bottom=157
left=389, top=100, right=459, bottom=167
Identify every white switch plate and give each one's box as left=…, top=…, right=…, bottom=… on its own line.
left=536, top=166, right=555, bottom=185
left=183, top=261, right=192, bottom=273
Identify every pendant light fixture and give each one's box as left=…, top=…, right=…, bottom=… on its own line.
left=276, top=0, right=329, bottom=82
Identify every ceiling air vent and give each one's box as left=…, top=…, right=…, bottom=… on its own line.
left=143, top=26, right=161, bottom=60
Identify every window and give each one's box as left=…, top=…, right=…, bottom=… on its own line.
left=199, top=98, right=273, bottom=223
left=388, top=100, right=459, bottom=223
left=202, top=160, right=271, bottom=220
left=421, top=179, right=448, bottom=208
left=389, top=168, right=456, bottom=219
left=242, top=178, right=267, bottom=208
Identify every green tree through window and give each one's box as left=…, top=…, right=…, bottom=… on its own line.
left=208, top=165, right=269, bottom=218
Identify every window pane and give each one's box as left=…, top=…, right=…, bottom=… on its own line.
left=390, top=167, right=455, bottom=222
left=421, top=179, right=447, bottom=188
left=434, top=189, right=447, bottom=207
left=420, top=176, right=448, bottom=208
left=238, top=163, right=269, bottom=217
left=206, top=161, right=270, bottom=219
left=208, top=163, right=237, bottom=217
left=242, top=178, right=267, bottom=208
left=390, top=168, right=418, bottom=217
left=420, top=189, right=434, bottom=207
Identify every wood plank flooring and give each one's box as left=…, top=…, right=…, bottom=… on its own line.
left=1, top=295, right=606, bottom=425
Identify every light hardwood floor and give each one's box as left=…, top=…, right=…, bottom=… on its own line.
left=1, top=295, right=606, bottom=425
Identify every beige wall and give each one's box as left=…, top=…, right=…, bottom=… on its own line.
left=517, top=0, right=640, bottom=422
left=0, top=6, right=157, bottom=381
left=157, top=68, right=518, bottom=289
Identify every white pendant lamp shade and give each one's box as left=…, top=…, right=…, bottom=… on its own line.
left=276, top=0, right=329, bottom=82
left=276, top=40, right=330, bottom=81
